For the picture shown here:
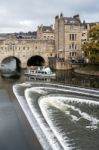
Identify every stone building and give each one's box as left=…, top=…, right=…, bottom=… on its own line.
left=0, top=13, right=98, bottom=70
left=55, top=14, right=89, bottom=62
left=37, top=25, right=54, bottom=40
left=0, top=36, right=55, bottom=68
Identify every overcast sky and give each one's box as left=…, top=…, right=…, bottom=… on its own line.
left=0, top=0, right=99, bottom=33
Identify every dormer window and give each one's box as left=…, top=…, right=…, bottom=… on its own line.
left=46, top=29, right=50, bottom=32
left=70, top=20, right=75, bottom=24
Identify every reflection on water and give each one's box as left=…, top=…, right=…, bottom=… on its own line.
left=24, top=70, right=99, bottom=89
left=1, top=69, right=99, bottom=89
left=55, top=70, right=99, bottom=89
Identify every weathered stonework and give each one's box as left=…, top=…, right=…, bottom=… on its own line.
left=0, top=37, right=55, bottom=68
left=0, top=14, right=97, bottom=70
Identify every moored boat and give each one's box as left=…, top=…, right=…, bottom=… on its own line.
left=24, top=66, right=56, bottom=78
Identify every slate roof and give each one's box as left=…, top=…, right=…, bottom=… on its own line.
left=40, top=26, right=53, bottom=32
left=64, top=16, right=81, bottom=25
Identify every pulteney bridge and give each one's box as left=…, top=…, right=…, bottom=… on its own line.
left=0, top=37, right=55, bottom=68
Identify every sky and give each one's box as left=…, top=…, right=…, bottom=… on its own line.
left=0, top=0, right=99, bottom=33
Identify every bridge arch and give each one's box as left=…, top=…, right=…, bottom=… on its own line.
left=27, top=55, right=45, bottom=66
left=1, top=56, right=21, bottom=70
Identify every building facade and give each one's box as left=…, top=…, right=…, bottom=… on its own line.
left=0, top=36, right=55, bottom=68
left=0, top=13, right=97, bottom=70
left=55, top=14, right=89, bottom=62
left=37, top=25, right=54, bottom=40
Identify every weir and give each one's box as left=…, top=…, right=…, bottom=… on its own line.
left=13, top=82, right=99, bottom=150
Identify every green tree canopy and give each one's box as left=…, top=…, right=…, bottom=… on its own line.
left=82, top=24, right=99, bottom=63
left=89, top=24, right=99, bottom=41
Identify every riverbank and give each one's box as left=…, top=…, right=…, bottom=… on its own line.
left=74, top=65, right=99, bottom=76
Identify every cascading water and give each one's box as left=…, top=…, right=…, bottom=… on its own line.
left=13, top=82, right=99, bottom=150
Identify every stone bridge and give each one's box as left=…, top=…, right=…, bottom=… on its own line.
left=0, top=37, right=55, bottom=68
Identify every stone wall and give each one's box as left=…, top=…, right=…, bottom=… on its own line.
left=0, top=37, right=55, bottom=68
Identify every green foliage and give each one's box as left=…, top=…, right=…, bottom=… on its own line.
left=89, top=25, right=99, bottom=40
left=82, top=24, right=99, bottom=63
left=89, top=54, right=99, bottom=63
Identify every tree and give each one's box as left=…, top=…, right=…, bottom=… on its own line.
left=82, top=24, right=99, bottom=63
left=89, top=24, right=99, bottom=40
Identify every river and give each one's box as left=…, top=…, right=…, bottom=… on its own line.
left=1, top=69, right=99, bottom=89
left=0, top=70, right=99, bottom=150
left=24, top=70, right=99, bottom=89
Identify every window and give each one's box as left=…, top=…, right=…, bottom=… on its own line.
left=70, top=20, right=75, bottom=24
left=1, top=47, right=3, bottom=50
left=72, top=52, right=74, bottom=56
left=69, top=34, right=77, bottom=41
left=72, top=43, right=74, bottom=49
left=69, top=45, right=71, bottom=50
left=69, top=43, right=77, bottom=50
left=75, top=44, right=77, bottom=50
left=27, top=47, right=29, bottom=50
left=23, top=47, right=25, bottom=50
left=70, top=52, right=71, bottom=56
left=70, top=52, right=77, bottom=57
left=75, top=52, right=77, bottom=56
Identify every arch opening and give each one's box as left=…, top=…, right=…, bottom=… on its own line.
left=27, top=55, right=45, bottom=66
left=1, top=56, right=21, bottom=77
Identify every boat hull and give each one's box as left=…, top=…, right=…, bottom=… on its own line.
left=24, top=73, right=56, bottom=78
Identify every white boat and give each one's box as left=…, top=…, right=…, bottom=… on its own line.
left=24, top=66, right=56, bottom=78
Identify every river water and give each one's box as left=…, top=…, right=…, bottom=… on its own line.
left=25, top=70, right=99, bottom=89
left=1, top=69, right=99, bottom=89
left=1, top=70, right=99, bottom=150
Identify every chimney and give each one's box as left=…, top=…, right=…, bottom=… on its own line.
left=60, top=13, right=63, bottom=18
left=55, top=15, right=59, bottom=20
left=73, top=14, right=81, bottom=23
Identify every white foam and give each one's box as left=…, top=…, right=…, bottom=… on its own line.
left=13, top=84, right=53, bottom=150
left=39, top=95, right=99, bottom=149
left=13, top=82, right=99, bottom=150
left=46, top=97, right=99, bottom=128
left=39, top=97, right=71, bottom=150
left=25, top=87, right=63, bottom=150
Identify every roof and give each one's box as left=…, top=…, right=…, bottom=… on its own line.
left=39, top=25, right=53, bottom=32
left=64, top=16, right=81, bottom=25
